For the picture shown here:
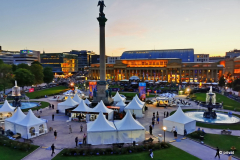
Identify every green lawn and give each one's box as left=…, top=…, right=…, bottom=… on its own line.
left=188, top=132, right=240, bottom=158
left=53, top=145, right=200, bottom=160
left=0, top=145, right=38, bottom=160
left=26, top=86, right=68, bottom=99
left=194, top=93, right=240, bottom=112
left=170, top=109, right=240, bottom=130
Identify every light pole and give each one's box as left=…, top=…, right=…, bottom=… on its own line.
left=163, top=126, right=167, bottom=142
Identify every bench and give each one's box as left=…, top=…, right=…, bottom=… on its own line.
left=221, top=130, right=232, bottom=135
left=23, top=138, right=33, bottom=143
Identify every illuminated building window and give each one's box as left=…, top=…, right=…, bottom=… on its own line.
left=142, top=62, right=144, bottom=65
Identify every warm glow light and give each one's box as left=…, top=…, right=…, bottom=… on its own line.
left=163, top=126, right=167, bottom=131
left=70, top=83, right=74, bottom=86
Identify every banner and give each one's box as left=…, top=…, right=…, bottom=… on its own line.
left=139, top=83, right=146, bottom=100
left=89, top=81, right=97, bottom=97
left=29, top=88, right=34, bottom=93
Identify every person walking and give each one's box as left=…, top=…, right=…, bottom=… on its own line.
left=215, top=147, right=220, bottom=158
left=157, top=111, right=159, bottom=116
left=157, top=115, right=159, bottom=124
left=149, top=125, right=152, bottom=135
left=52, top=104, right=54, bottom=109
left=54, top=130, right=57, bottom=139
left=152, top=120, right=154, bottom=128
left=52, top=114, right=54, bottom=121
left=164, top=111, right=165, bottom=118
left=75, top=137, right=78, bottom=147
left=83, top=133, right=87, bottom=144
left=80, top=124, right=83, bottom=132
left=51, top=144, right=55, bottom=156
left=40, top=108, right=42, bottom=114
left=166, top=112, right=169, bottom=117
left=69, top=125, right=72, bottom=134
left=49, top=104, right=51, bottom=109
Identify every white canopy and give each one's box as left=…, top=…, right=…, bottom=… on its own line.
left=58, top=96, right=79, bottom=113
left=16, top=109, right=45, bottom=127
left=87, top=112, right=117, bottom=145
left=92, top=100, right=114, bottom=120
left=116, top=99, right=126, bottom=112
left=63, top=89, right=83, bottom=95
left=5, top=107, right=26, bottom=123
left=134, top=95, right=145, bottom=106
left=124, top=98, right=144, bottom=118
left=84, top=98, right=92, bottom=105
left=0, top=100, right=15, bottom=112
left=72, top=94, right=82, bottom=103
left=163, top=107, right=196, bottom=135
left=72, top=100, right=92, bottom=112
left=112, top=91, right=125, bottom=102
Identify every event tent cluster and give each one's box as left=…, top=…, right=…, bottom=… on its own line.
left=112, top=92, right=126, bottom=103
left=87, top=111, right=145, bottom=145
left=5, top=108, right=48, bottom=139
left=163, top=107, right=196, bottom=135
left=124, top=95, right=145, bottom=118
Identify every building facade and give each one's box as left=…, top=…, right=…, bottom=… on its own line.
left=194, top=54, right=209, bottom=62
left=0, top=46, right=20, bottom=64
left=107, top=56, right=121, bottom=64
left=226, top=49, right=240, bottom=58
left=89, top=58, right=223, bottom=83
left=13, top=50, right=40, bottom=65
left=69, top=50, right=95, bottom=71
left=40, top=53, right=78, bottom=74
left=220, top=56, right=240, bottom=78
left=121, top=49, right=194, bottom=62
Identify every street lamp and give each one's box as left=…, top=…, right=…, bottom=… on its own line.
left=163, top=126, right=167, bottom=142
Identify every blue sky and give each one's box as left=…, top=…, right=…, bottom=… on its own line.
left=0, top=0, right=239, bottom=56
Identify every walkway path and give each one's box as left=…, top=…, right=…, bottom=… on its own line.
left=22, top=147, right=62, bottom=160
left=197, top=127, right=240, bottom=136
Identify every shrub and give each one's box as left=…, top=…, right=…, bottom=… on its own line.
left=188, top=131, right=201, bottom=139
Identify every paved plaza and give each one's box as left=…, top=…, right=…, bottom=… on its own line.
left=16, top=95, right=239, bottom=160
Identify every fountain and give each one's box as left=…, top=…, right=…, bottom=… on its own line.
left=12, top=81, right=21, bottom=107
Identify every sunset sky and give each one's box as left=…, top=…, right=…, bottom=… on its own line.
left=0, top=0, right=239, bottom=56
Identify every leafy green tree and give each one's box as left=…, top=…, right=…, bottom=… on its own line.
left=218, top=76, right=225, bottom=87
left=232, top=78, right=240, bottom=91
left=31, top=61, right=42, bottom=66
left=0, top=63, right=14, bottom=93
left=0, top=59, right=3, bottom=64
left=12, top=64, right=17, bottom=72
left=17, top=63, right=30, bottom=70
left=30, top=64, right=44, bottom=85
left=43, top=67, right=54, bottom=84
left=14, top=68, right=34, bottom=89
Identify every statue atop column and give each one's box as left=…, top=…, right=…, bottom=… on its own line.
left=97, top=0, right=106, bottom=17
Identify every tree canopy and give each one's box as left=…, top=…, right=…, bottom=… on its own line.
left=30, top=64, right=44, bottom=85
left=14, top=68, right=34, bottom=88
left=31, top=61, right=42, bottom=66
left=0, top=63, right=14, bottom=93
left=43, top=67, right=54, bottom=84
left=17, top=63, right=30, bottom=70
left=218, top=75, right=225, bottom=87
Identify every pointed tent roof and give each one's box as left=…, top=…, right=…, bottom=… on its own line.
left=92, top=100, right=113, bottom=113
left=84, top=98, right=92, bottom=105
left=87, top=111, right=116, bottom=132
left=72, top=94, right=82, bottom=103
left=58, top=96, right=79, bottom=106
left=112, top=91, right=125, bottom=102
left=5, top=107, right=26, bottom=123
left=134, top=95, right=145, bottom=105
left=116, top=99, right=126, bottom=107
left=164, top=107, right=195, bottom=124
left=72, top=100, right=92, bottom=112
left=115, top=110, right=145, bottom=131
left=16, top=109, right=45, bottom=127
left=0, top=100, right=15, bottom=112
left=125, top=98, right=143, bottom=110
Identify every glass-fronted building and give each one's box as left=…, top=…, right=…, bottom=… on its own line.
left=121, top=49, right=194, bottom=62
left=40, top=53, right=78, bottom=74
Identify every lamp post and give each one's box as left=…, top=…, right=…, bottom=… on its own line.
left=163, top=126, right=167, bottom=142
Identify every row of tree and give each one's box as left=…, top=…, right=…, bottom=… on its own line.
left=0, top=60, right=54, bottom=93
left=218, top=74, right=240, bottom=91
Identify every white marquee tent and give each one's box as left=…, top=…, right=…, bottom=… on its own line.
left=72, top=94, right=82, bottom=103
left=163, top=107, right=196, bottom=135
left=134, top=95, right=145, bottom=107
left=91, top=100, right=114, bottom=120
left=0, top=100, right=15, bottom=120
left=116, top=99, right=126, bottom=112
left=124, top=98, right=144, bottom=118
left=58, top=96, right=79, bottom=113
left=87, top=112, right=117, bottom=145
left=5, top=107, right=26, bottom=133
left=114, top=110, right=145, bottom=143
left=113, top=92, right=126, bottom=102
left=84, top=98, right=92, bottom=105
left=15, top=109, right=48, bottom=139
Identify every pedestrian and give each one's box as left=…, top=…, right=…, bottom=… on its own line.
left=164, top=111, right=165, bottom=118
left=166, top=111, right=169, bottom=117
left=37, top=109, right=39, bottom=114
left=52, top=114, right=54, bottom=121
left=80, top=124, right=83, bottom=132
left=215, top=147, right=220, bottom=158
left=153, top=112, right=155, bottom=117
left=149, top=149, right=154, bottom=158
left=51, top=144, right=55, bottom=156
left=83, top=133, right=87, bottom=144
left=69, top=125, right=72, bottom=134
left=149, top=125, right=152, bottom=135
left=40, top=108, right=42, bottom=114
left=174, top=130, right=177, bottom=139
left=54, top=130, right=57, bottom=139
left=53, top=104, right=54, bottom=109
left=157, top=111, right=159, bottom=115
left=157, top=115, right=159, bottom=124
left=52, top=104, right=54, bottom=109
left=49, top=104, right=51, bottom=109
left=75, top=137, right=78, bottom=147
left=152, top=120, right=154, bottom=128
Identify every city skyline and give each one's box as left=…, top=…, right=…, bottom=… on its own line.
left=0, top=0, right=239, bottom=56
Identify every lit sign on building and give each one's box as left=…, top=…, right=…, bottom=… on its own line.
left=21, top=50, right=33, bottom=54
